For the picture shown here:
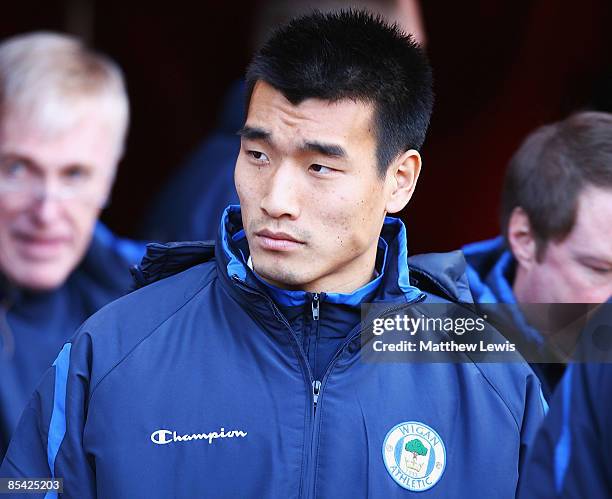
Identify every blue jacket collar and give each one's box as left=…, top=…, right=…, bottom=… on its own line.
left=217, top=205, right=422, bottom=307
left=463, top=236, right=518, bottom=303
left=463, top=236, right=543, bottom=344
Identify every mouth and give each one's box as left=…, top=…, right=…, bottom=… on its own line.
left=254, top=229, right=305, bottom=252
left=12, top=232, right=71, bottom=260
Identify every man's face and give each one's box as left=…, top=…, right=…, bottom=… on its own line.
left=522, top=186, right=612, bottom=303
left=0, top=108, right=120, bottom=291
left=235, top=81, right=398, bottom=293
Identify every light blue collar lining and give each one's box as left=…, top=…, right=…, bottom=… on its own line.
left=220, top=205, right=421, bottom=307
left=222, top=206, right=248, bottom=281
left=247, top=237, right=388, bottom=307
left=388, top=216, right=421, bottom=298
left=492, top=251, right=518, bottom=304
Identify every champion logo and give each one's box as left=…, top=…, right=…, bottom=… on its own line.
left=150, top=427, right=248, bottom=445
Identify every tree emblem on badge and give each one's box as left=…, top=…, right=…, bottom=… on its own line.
left=382, top=421, right=446, bottom=492
left=404, top=438, right=428, bottom=472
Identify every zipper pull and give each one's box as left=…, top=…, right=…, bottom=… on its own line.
left=312, top=380, right=322, bottom=409
left=312, top=293, right=320, bottom=321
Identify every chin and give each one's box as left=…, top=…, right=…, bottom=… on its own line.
left=254, top=261, right=307, bottom=289
left=10, top=264, right=72, bottom=292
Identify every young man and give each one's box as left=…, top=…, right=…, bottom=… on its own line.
left=1, top=12, right=544, bottom=498
left=463, top=112, right=612, bottom=398
left=0, top=32, right=143, bottom=459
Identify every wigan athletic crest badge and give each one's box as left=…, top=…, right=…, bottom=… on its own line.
left=382, top=421, right=446, bottom=492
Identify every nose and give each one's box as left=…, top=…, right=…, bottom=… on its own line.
left=30, top=196, right=64, bottom=226
left=28, top=182, right=65, bottom=225
left=260, top=163, right=300, bottom=220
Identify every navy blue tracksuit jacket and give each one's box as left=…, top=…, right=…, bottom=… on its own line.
left=1, top=207, right=545, bottom=498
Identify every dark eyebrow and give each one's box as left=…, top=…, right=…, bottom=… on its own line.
left=237, top=126, right=271, bottom=142
left=303, top=141, right=347, bottom=158
left=237, top=127, right=346, bottom=158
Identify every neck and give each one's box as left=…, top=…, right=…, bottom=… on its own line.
left=512, top=265, right=531, bottom=304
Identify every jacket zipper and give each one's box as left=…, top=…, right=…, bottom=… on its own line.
left=311, top=294, right=427, bottom=413
left=311, top=292, right=321, bottom=411
left=311, top=293, right=320, bottom=321
left=312, top=380, right=322, bottom=411
left=306, top=294, right=427, bottom=498
left=231, top=276, right=318, bottom=498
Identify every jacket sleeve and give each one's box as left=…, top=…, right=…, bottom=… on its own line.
left=0, top=333, right=96, bottom=499
left=518, top=363, right=612, bottom=498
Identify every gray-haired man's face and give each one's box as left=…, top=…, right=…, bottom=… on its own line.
left=0, top=106, right=121, bottom=291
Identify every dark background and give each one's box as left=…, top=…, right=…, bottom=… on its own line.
left=2, top=0, right=611, bottom=253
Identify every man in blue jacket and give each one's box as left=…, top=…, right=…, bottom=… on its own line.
left=0, top=33, right=143, bottom=460
left=463, top=112, right=612, bottom=398
left=1, top=11, right=545, bottom=498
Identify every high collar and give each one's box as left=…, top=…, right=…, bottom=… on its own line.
left=463, top=236, right=543, bottom=345
left=215, top=205, right=422, bottom=308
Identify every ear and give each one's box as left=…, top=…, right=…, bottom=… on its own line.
left=385, top=149, right=422, bottom=214
left=507, top=207, right=537, bottom=269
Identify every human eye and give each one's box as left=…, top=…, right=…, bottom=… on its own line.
left=580, top=258, right=612, bottom=275
left=247, top=150, right=270, bottom=164
left=309, top=164, right=335, bottom=175
left=0, top=157, right=30, bottom=179
left=589, top=265, right=612, bottom=275
left=62, top=164, right=91, bottom=183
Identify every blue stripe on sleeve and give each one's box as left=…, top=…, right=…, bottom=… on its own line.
left=44, top=342, right=72, bottom=499
left=539, top=387, right=549, bottom=414
left=554, top=364, right=573, bottom=494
